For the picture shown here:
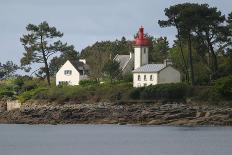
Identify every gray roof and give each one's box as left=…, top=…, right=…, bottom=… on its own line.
left=132, top=64, right=166, bottom=73
left=114, top=55, right=130, bottom=69
left=69, top=60, right=90, bottom=71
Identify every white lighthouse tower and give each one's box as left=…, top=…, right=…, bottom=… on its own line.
left=133, top=26, right=150, bottom=69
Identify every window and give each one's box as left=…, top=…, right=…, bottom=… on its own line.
left=144, top=48, right=146, bottom=54
left=150, top=75, right=153, bottom=81
left=58, top=81, right=69, bottom=85
left=144, top=83, right=147, bottom=87
left=144, top=75, right=147, bottom=81
left=137, top=83, right=141, bottom=87
left=138, top=75, right=141, bottom=81
left=64, top=70, right=72, bottom=76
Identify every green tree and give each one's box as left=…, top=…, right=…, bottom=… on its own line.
left=0, top=61, right=18, bottom=79
left=20, top=21, right=73, bottom=86
left=103, top=60, right=121, bottom=83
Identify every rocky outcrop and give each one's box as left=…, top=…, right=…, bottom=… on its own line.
left=0, top=100, right=232, bottom=126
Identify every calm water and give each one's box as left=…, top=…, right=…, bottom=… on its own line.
left=0, top=124, right=232, bottom=155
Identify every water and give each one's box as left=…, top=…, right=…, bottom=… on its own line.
left=0, top=124, right=231, bottom=155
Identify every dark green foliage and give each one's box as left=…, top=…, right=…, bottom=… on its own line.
left=79, top=80, right=99, bottom=87
left=103, top=60, right=121, bottom=83
left=130, top=83, right=190, bottom=100
left=212, top=75, right=232, bottom=99
left=0, top=61, right=18, bottom=79
left=0, top=91, right=14, bottom=97
left=17, top=87, right=48, bottom=103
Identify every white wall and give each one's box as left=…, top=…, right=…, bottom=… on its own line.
left=56, top=60, right=80, bottom=86
left=158, top=66, right=181, bottom=84
left=7, top=100, right=21, bottom=111
left=133, top=73, right=158, bottom=87
left=134, top=46, right=148, bottom=69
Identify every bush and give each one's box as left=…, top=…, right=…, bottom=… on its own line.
left=129, top=83, right=190, bottom=100
left=0, top=90, right=14, bottom=97
left=79, top=80, right=99, bottom=87
left=17, top=87, right=48, bottom=103
left=212, top=75, right=232, bottom=99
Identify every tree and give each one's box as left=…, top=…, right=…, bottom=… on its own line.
left=0, top=61, right=18, bottom=79
left=159, top=4, right=189, bottom=82
left=160, top=3, right=228, bottom=84
left=150, top=37, right=169, bottom=63
left=86, top=48, right=109, bottom=81
left=103, top=60, right=121, bottom=83
left=194, top=5, right=226, bottom=78
left=20, top=21, right=74, bottom=86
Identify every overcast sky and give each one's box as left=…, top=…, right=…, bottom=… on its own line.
left=1, top=0, right=232, bottom=65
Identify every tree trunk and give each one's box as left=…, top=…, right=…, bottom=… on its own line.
left=187, top=33, right=195, bottom=85
left=176, top=27, right=189, bottom=83
left=208, top=41, right=218, bottom=78
left=41, top=36, right=51, bottom=86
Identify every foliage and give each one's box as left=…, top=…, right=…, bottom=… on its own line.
left=212, top=75, right=232, bottom=99
left=103, top=60, right=121, bottom=83
left=79, top=80, right=99, bottom=87
left=17, top=87, right=48, bottom=103
left=0, top=61, right=18, bottom=79
left=130, top=83, right=190, bottom=100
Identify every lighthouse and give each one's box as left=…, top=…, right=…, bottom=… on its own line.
left=133, top=26, right=150, bottom=69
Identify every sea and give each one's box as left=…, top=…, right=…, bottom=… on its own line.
left=0, top=124, right=231, bottom=155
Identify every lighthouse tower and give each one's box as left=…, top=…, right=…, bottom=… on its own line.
left=133, top=26, right=150, bottom=69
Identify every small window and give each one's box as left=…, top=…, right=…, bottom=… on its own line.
left=144, top=48, right=146, bottom=54
left=144, top=83, right=147, bottom=87
left=144, top=75, right=147, bottom=81
left=138, top=75, right=141, bottom=81
left=64, top=70, right=72, bottom=76
left=150, top=75, right=153, bottom=81
left=137, top=83, right=141, bottom=87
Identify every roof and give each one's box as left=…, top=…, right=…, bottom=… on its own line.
left=69, top=60, right=90, bottom=71
left=114, top=55, right=131, bottom=69
left=133, top=26, right=151, bottom=46
left=132, top=64, right=166, bottom=73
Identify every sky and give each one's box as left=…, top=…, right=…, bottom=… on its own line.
left=0, top=0, right=232, bottom=66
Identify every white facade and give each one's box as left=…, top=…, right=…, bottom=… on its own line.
left=133, top=73, right=158, bottom=87
left=56, top=60, right=88, bottom=86
left=133, top=66, right=181, bottom=87
left=134, top=46, right=149, bottom=69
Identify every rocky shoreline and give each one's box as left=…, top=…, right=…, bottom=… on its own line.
left=0, top=100, right=232, bottom=126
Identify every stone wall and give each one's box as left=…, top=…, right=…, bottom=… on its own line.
left=7, top=100, right=21, bottom=111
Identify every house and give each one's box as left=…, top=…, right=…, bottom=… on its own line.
left=113, top=52, right=134, bottom=75
left=132, top=26, right=181, bottom=87
left=56, top=59, right=89, bottom=86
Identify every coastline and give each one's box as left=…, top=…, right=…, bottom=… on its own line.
left=1, top=100, right=232, bottom=126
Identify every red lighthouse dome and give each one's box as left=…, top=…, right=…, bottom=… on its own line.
left=133, top=26, right=150, bottom=46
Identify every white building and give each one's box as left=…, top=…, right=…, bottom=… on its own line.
left=114, top=52, right=134, bottom=75
left=56, top=59, right=89, bottom=86
left=132, top=27, right=181, bottom=87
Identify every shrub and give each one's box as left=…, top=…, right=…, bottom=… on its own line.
left=129, top=83, right=190, bottom=100
left=79, top=80, right=99, bottom=87
left=0, top=90, right=14, bottom=97
left=17, top=87, right=48, bottom=103
left=212, top=75, right=232, bottom=99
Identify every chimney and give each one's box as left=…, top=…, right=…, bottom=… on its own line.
left=79, top=59, right=86, bottom=64
left=164, top=59, right=172, bottom=66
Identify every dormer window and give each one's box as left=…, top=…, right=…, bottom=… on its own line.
left=64, top=70, right=72, bottom=76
